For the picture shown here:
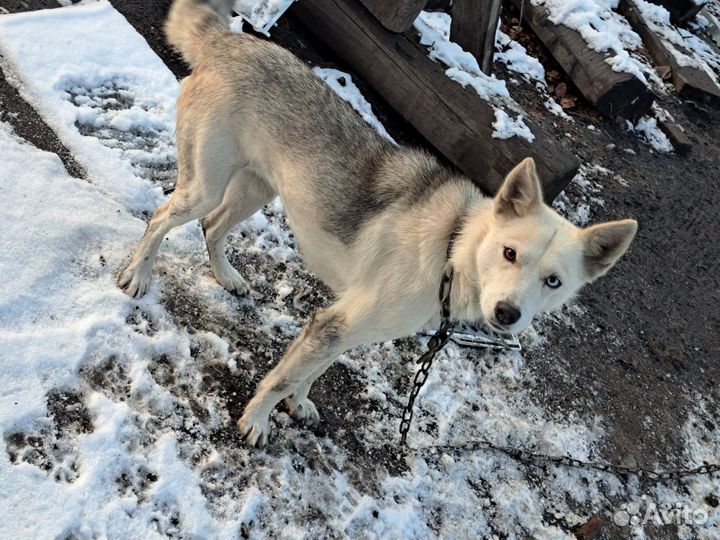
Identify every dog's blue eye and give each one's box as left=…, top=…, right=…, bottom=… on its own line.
left=545, top=275, right=562, bottom=289
left=503, top=247, right=516, bottom=262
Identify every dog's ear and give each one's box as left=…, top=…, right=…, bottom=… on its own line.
left=581, top=219, right=638, bottom=281
left=495, top=157, right=543, bottom=218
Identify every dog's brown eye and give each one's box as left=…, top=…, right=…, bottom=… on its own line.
left=503, top=247, right=516, bottom=262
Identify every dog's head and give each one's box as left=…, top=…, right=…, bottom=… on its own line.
left=474, top=157, right=637, bottom=333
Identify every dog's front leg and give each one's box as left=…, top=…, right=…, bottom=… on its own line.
left=238, top=301, right=358, bottom=447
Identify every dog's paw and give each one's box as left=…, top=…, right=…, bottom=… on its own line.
left=284, top=397, right=320, bottom=426
left=213, top=262, right=250, bottom=296
left=237, top=409, right=271, bottom=448
left=117, top=264, right=151, bottom=298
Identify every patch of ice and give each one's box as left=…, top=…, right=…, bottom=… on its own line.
left=313, top=67, right=397, bottom=144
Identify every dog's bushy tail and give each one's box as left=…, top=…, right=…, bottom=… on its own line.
left=165, top=0, right=234, bottom=69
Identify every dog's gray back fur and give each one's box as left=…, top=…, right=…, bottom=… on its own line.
left=167, top=0, right=474, bottom=245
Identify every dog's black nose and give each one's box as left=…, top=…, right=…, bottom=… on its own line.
left=495, top=302, right=521, bottom=326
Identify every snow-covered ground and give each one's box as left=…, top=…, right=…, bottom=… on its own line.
left=0, top=2, right=718, bottom=539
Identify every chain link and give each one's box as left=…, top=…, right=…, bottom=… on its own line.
left=399, top=260, right=720, bottom=484
left=399, top=266, right=454, bottom=445
left=408, top=439, right=720, bottom=484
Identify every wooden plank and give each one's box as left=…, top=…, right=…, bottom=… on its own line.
left=450, top=0, right=502, bottom=75
left=425, top=0, right=451, bottom=10
left=653, top=0, right=703, bottom=25
left=621, top=0, right=720, bottom=104
left=290, top=0, right=578, bottom=200
left=357, top=0, right=427, bottom=32
left=696, top=8, right=720, bottom=54
left=657, top=119, right=692, bottom=154
left=510, top=0, right=654, bottom=119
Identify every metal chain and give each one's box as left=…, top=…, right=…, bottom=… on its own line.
left=399, top=266, right=454, bottom=445
left=411, top=440, right=720, bottom=484
left=399, top=261, right=720, bottom=484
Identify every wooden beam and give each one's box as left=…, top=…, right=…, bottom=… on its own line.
left=291, top=0, right=578, bottom=200
left=425, top=0, right=451, bottom=11
left=696, top=8, right=720, bottom=54
left=653, top=0, right=703, bottom=25
left=510, top=0, right=654, bottom=119
left=621, top=0, right=720, bottom=105
left=451, top=0, right=502, bottom=75
left=657, top=119, right=692, bottom=154
left=357, top=0, right=427, bottom=32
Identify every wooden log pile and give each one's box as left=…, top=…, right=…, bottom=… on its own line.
left=285, top=0, right=720, bottom=172
left=509, top=0, right=655, bottom=119
left=291, top=0, right=579, bottom=200
left=620, top=0, right=720, bottom=105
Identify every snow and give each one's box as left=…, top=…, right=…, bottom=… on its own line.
left=544, top=97, right=573, bottom=120
left=227, top=22, right=395, bottom=143
left=414, top=11, right=535, bottom=142
left=313, top=67, right=397, bottom=144
left=0, top=119, right=227, bottom=539
left=416, top=11, right=572, bottom=130
left=494, top=25, right=574, bottom=121
left=491, top=108, right=536, bottom=140
left=634, top=0, right=720, bottom=83
left=495, top=26, right=547, bottom=86
left=533, top=0, right=664, bottom=89
left=233, top=0, right=294, bottom=35
left=626, top=116, right=674, bottom=152
left=552, top=164, right=610, bottom=226
left=652, top=102, right=676, bottom=123
left=0, top=0, right=177, bottom=213
left=0, top=2, right=718, bottom=539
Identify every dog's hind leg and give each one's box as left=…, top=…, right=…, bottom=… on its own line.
left=201, top=169, right=275, bottom=294
left=118, top=141, right=238, bottom=297
left=238, top=290, right=382, bottom=447
left=118, top=186, right=226, bottom=298
left=282, top=359, right=329, bottom=426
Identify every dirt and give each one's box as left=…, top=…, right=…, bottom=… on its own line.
left=0, top=62, right=85, bottom=177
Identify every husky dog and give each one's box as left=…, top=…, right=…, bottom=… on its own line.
left=118, top=0, right=637, bottom=447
